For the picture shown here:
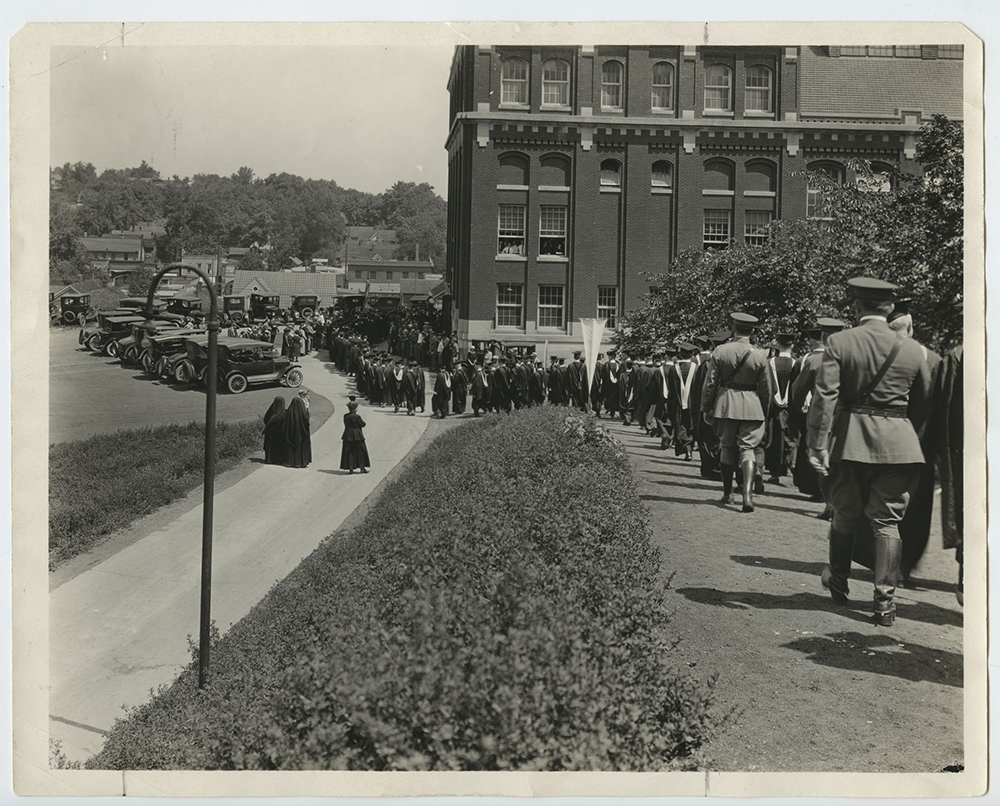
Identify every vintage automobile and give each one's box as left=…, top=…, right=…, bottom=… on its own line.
left=248, top=293, right=281, bottom=323
left=59, top=294, right=95, bottom=326
left=118, top=318, right=189, bottom=365
left=223, top=295, right=248, bottom=323
left=78, top=314, right=146, bottom=356
left=165, top=296, right=205, bottom=318
left=142, top=329, right=207, bottom=376
left=291, top=294, right=319, bottom=318
left=175, top=335, right=303, bottom=393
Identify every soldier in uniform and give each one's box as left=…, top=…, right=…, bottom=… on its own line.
left=808, top=278, right=936, bottom=626
left=701, top=313, right=772, bottom=512
left=763, top=332, right=797, bottom=484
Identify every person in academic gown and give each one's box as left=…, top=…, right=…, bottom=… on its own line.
left=471, top=362, right=490, bottom=416
left=547, top=358, right=565, bottom=405
left=262, top=396, right=287, bottom=465
left=603, top=350, right=621, bottom=419
left=668, top=343, right=699, bottom=460
left=451, top=361, right=469, bottom=414
left=491, top=359, right=512, bottom=413
left=763, top=332, right=797, bottom=483
left=433, top=367, right=452, bottom=418
left=412, top=361, right=427, bottom=413
left=340, top=400, right=370, bottom=473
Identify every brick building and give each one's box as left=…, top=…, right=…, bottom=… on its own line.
left=445, top=44, right=963, bottom=351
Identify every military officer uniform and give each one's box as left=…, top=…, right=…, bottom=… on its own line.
left=808, top=278, right=936, bottom=626
left=701, top=313, right=773, bottom=512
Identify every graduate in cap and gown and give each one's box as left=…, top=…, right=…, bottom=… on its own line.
left=690, top=330, right=729, bottom=479
left=763, top=332, right=797, bottom=483
left=432, top=365, right=453, bottom=418
left=603, top=350, right=621, bottom=418
left=590, top=353, right=605, bottom=416
left=471, top=361, right=490, bottom=415
left=668, top=342, right=699, bottom=460
left=412, top=360, right=427, bottom=413
left=619, top=358, right=636, bottom=425
left=451, top=360, right=469, bottom=414
left=340, top=399, right=370, bottom=473
left=528, top=360, right=547, bottom=406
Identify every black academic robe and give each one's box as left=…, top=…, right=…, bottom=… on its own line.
left=690, top=359, right=720, bottom=479
left=667, top=360, right=697, bottom=455
left=603, top=360, right=621, bottom=415
left=433, top=372, right=452, bottom=417
left=452, top=365, right=469, bottom=414
left=513, top=363, right=530, bottom=410
left=528, top=367, right=546, bottom=405
left=548, top=365, right=565, bottom=405
left=471, top=368, right=490, bottom=413
left=491, top=365, right=512, bottom=412
left=763, top=354, right=795, bottom=478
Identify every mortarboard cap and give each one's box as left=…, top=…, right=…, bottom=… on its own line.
left=848, top=276, right=897, bottom=301
left=776, top=331, right=796, bottom=342
left=730, top=312, right=759, bottom=325
left=678, top=341, right=698, bottom=353
left=695, top=335, right=711, bottom=347
left=709, top=329, right=731, bottom=343
left=573, top=350, right=582, bottom=358
left=888, top=297, right=913, bottom=322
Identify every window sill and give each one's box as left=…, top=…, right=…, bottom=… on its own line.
left=744, top=110, right=776, bottom=118
left=537, top=255, right=569, bottom=262
left=499, top=103, right=530, bottom=111
left=600, top=107, right=624, bottom=114
left=744, top=190, right=776, bottom=197
left=496, top=254, right=528, bottom=262
left=497, top=184, right=529, bottom=191
left=703, top=109, right=735, bottom=117
left=493, top=325, right=526, bottom=332
left=600, top=186, right=622, bottom=194
left=702, top=189, right=735, bottom=196
left=651, top=187, right=673, bottom=195
left=651, top=107, right=675, bottom=115
left=536, top=326, right=567, bottom=333
left=538, top=185, right=571, bottom=192
left=540, top=104, right=572, bottom=112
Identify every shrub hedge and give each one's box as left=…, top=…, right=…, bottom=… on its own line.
left=49, top=419, right=264, bottom=570
left=89, top=407, right=725, bottom=771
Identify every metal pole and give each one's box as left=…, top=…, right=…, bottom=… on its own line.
left=144, top=262, right=219, bottom=689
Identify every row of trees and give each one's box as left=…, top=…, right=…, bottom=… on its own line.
left=616, top=115, right=964, bottom=356
left=49, top=161, right=447, bottom=285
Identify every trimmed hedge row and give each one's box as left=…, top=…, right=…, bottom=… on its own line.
left=89, top=407, right=725, bottom=771
left=49, top=420, right=264, bottom=570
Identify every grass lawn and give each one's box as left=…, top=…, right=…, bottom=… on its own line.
left=49, top=420, right=263, bottom=570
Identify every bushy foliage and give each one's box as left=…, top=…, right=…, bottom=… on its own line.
left=617, top=115, right=963, bottom=356
left=49, top=419, right=263, bottom=570
left=89, top=407, right=725, bottom=771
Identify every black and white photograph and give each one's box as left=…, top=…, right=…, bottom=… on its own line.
left=9, top=18, right=987, bottom=799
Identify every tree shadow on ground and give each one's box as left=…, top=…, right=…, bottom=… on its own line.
left=782, top=631, right=963, bottom=688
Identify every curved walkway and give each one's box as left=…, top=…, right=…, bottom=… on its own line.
left=49, top=352, right=430, bottom=763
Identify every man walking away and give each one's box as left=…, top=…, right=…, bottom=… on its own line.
left=764, top=332, right=796, bottom=483
left=669, top=342, right=699, bottom=460
left=809, top=278, right=935, bottom=626
left=701, top=313, right=772, bottom=512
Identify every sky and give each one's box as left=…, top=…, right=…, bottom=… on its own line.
left=49, top=44, right=454, bottom=197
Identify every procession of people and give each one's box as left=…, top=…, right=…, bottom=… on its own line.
left=314, top=274, right=964, bottom=628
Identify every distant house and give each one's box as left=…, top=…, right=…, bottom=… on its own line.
left=228, top=271, right=342, bottom=309
left=80, top=235, right=151, bottom=284
left=343, top=226, right=400, bottom=264
left=345, top=259, right=437, bottom=284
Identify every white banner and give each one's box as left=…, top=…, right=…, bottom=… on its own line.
left=541, top=340, right=549, bottom=367
left=579, top=318, right=607, bottom=397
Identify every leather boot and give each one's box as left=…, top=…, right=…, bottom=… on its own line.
left=824, top=526, right=855, bottom=602
left=873, top=528, right=903, bottom=626
left=741, top=459, right=756, bottom=512
left=720, top=463, right=735, bottom=505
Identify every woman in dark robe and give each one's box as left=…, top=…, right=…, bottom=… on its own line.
left=340, top=401, right=370, bottom=473
left=279, top=396, right=312, bottom=468
left=262, top=396, right=286, bottom=465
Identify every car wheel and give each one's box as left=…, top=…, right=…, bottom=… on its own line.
left=86, top=334, right=102, bottom=352
left=174, top=362, right=191, bottom=384
left=63, top=310, right=77, bottom=325
left=232, top=311, right=245, bottom=323
left=123, top=345, right=137, bottom=364
left=78, top=313, right=87, bottom=327
left=284, top=368, right=303, bottom=388
left=105, top=340, right=119, bottom=358
left=140, top=351, right=154, bottom=373
left=226, top=373, right=248, bottom=394
left=300, top=307, right=314, bottom=318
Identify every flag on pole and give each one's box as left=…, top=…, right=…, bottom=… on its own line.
left=363, top=280, right=371, bottom=310
left=541, top=340, right=549, bottom=366
left=579, top=318, right=607, bottom=396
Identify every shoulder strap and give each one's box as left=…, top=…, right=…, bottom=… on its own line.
left=721, top=349, right=752, bottom=388
left=855, top=333, right=905, bottom=405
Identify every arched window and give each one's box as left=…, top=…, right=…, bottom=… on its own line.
left=601, top=61, right=624, bottom=109
left=542, top=59, right=571, bottom=106
left=600, top=159, right=622, bottom=187
left=745, top=159, right=776, bottom=193
left=856, top=161, right=894, bottom=193
left=498, top=152, right=529, bottom=186
left=807, top=161, right=844, bottom=219
left=703, top=158, right=735, bottom=192
left=501, top=58, right=529, bottom=105
left=539, top=153, right=571, bottom=187
left=651, top=62, right=674, bottom=110
left=745, top=65, right=773, bottom=113
left=651, top=160, right=673, bottom=188
left=704, top=64, right=733, bottom=111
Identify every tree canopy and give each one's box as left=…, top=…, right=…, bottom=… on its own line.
left=616, top=115, right=963, bottom=356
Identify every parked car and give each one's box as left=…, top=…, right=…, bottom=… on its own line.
left=118, top=319, right=188, bottom=365
left=59, top=294, right=95, bottom=326
left=176, top=336, right=304, bottom=394
left=291, top=294, right=320, bottom=318
left=79, top=314, right=146, bottom=356
left=249, top=293, right=281, bottom=323
left=223, top=295, right=248, bottom=323
left=166, top=296, right=205, bottom=318
left=142, top=329, right=206, bottom=376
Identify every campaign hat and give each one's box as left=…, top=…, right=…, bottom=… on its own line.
left=730, top=312, right=759, bottom=325
left=847, top=276, right=897, bottom=300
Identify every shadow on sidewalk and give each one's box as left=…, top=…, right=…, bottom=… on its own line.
left=782, top=631, right=963, bottom=687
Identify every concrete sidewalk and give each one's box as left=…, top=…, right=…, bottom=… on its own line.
left=49, top=352, right=430, bottom=763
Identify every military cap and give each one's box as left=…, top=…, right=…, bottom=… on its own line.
left=730, top=312, right=759, bottom=325
left=848, top=276, right=897, bottom=300
left=709, top=329, right=731, bottom=343
left=817, top=317, right=847, bottom=332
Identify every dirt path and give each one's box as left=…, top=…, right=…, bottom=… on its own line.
left=604, top=417, right=963, bottom=773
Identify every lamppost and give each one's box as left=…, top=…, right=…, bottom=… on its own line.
left=141, top=262, right=219, bottom=689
